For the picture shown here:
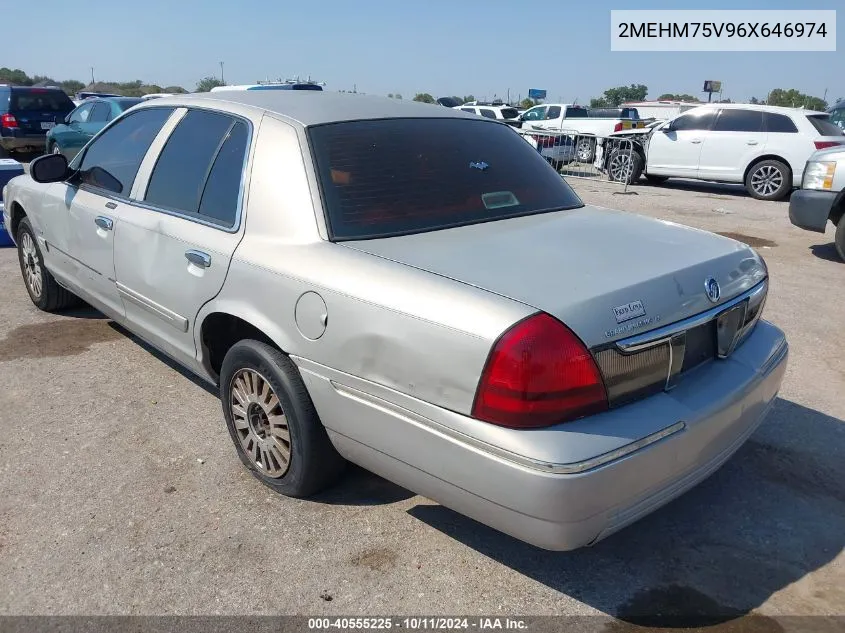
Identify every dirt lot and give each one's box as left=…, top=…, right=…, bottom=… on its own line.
left=0, top=176, right=843, bottom=626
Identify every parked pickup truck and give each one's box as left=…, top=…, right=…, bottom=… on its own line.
left=789, top=144, right=845, bottom=261
left=518, top=104, right=645, bottom=161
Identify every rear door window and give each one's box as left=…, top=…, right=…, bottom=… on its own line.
left=712, top=109, right=763, bottom=132
left=76, top=107, right=174, bottom=196
left=88, top=102, right=111, bottom=123
left=806, top=115, right=844, bottom=136
left=144, top=109, right=248, bottom=227
left=11, top=89, right=74, bottom=112
left=764, top=113, right=798, bottom=133
left=546, top=106, right=561, bottom=119
left=309, top=118, right=583, bottom=240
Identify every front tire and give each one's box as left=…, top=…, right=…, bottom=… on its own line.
left=16, top=217, right=80, bottom=311
left=835, top=214, right=845, bottom=262
left=607, top=148, right=643, bottom=184
left=220, top=340, right=345, bottom=497
left=746, top=159, right=791, bottom=201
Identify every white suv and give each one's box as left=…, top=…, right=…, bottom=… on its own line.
left=606, top=103, right=845, bottom=200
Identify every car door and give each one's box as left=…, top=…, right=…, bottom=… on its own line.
left=52, top=102, right=94, bottom=157
left=82, top=101, right=112, bottom=143
left=645, top=109, right=717, bottom=177
left=521, top=105, right=548, bottom=130
left=61, top=106, right=176, bottom=317
left=113, top=107, right=251, bottom=369
left=697, top=108, right=767, bottom=182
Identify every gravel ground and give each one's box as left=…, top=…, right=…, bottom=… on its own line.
left=0, top=175, right=843, bottom=625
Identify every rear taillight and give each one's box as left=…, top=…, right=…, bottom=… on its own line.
left=472, top=313, right=608, bottom=428
left=0, top=114, right=17, bottom=129
left=814, top=140, right=843, bottom=150
left=613, top=122, right=623, bottom=132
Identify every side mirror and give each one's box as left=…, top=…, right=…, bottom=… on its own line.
left=662, top=122, right=674, bottom=133
left=30, top=154, right=69, bottom=184
left=64, top=114, right=72, bottom=124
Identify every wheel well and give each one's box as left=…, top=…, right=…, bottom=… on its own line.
left=743, top=155, right=792, bottom=183
left=201, top=313, right=280, bottom=380
left=9, top=202, right=26, bottom=239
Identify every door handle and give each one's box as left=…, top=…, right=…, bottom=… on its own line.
left=185, top=250, right=211, bottom=268
left=105, top=201, right=117, bottom=210
left=747, top=140, right=759, bottom=145
left=94, top=216, right=114, bottom=231
left=690, top=138, right=702, bottom=144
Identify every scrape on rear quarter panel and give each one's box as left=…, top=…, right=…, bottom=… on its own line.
left=205, top=238, right=534, bottom=416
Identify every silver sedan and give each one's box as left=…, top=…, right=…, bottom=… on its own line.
left=2, top=91, right=788, bottom=550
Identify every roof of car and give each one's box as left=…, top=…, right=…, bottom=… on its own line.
left=142, top=90, right=479, bottom=126
left=690, top=102, right=827, bottom=116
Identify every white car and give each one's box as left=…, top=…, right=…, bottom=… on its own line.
left=453, top=104, right=521, bottom=126
left=601, top=103, right=845, bottom=200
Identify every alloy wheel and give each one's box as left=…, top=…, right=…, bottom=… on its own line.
left=20, top=232, right=43, bottom=299
left=576, top=138, right=593, bottom=162
left=230, top=368, right=291, bottom=478
left=750, top=165, right=783, bottom=198
left=609, top=152, right=633, bottom=182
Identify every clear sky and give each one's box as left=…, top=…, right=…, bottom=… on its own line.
left=8, top=0, right=842, bottom=103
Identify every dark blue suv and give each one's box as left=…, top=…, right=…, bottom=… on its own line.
left=0, top=85, right=76, bottom=155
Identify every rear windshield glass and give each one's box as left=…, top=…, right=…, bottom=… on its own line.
left=11, top=89, right=74, bottom=112
left=500, top=108, right=519, bottom=119
left=309, top=118, right=583, bottom=240
left=115, top=98, right=143, bottom=110
left=806, top=114, right=844, bottom=137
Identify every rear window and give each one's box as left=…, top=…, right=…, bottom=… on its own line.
left=309, top=118, right=583, bottom=240
left=500, top=108, right=519, bottom=119
left=806, top=114, right=844, bottom=137
left=11, top=89, right=74, bottom=112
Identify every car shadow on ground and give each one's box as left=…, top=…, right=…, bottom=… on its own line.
left=408, top=398, right=844, bottom=628
left=635, top=178, right=793, bottom=202
left=809, top=243, right=843, bottom=263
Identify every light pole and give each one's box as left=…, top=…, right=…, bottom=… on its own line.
left=90, top=67, right=95, bottom=85
left=219, top=61, right=224, bottom=84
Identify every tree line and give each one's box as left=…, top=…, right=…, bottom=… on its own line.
left=587, top=83, right=834, bottom=110
left=0, top=67, right=189, bottom=97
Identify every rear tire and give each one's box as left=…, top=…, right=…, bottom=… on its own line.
left=835, top=215, right=845, bottom=262
left=745, top=159, right=791, bottom=201
left=575, top=137, right=596, bottom=162
left=16, top=217, right=81, bottom=311
left=220, top=339, right=346, bottom=497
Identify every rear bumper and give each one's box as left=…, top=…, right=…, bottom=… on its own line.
left=789, top=189, right=837, bottom=233
left=0, top=132, right=47, bottom=151
left=295, top=320, right=788, bottom=550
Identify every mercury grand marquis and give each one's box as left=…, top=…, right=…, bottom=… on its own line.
left=2, top=91, right=788, bottom=550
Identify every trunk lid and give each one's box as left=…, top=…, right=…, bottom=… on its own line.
left=342, top=206, right=767, bottom=347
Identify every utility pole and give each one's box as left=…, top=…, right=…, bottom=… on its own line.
left=220, top=61, right=224, bottom=84
left=90, top=67, right=95, bottom=85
